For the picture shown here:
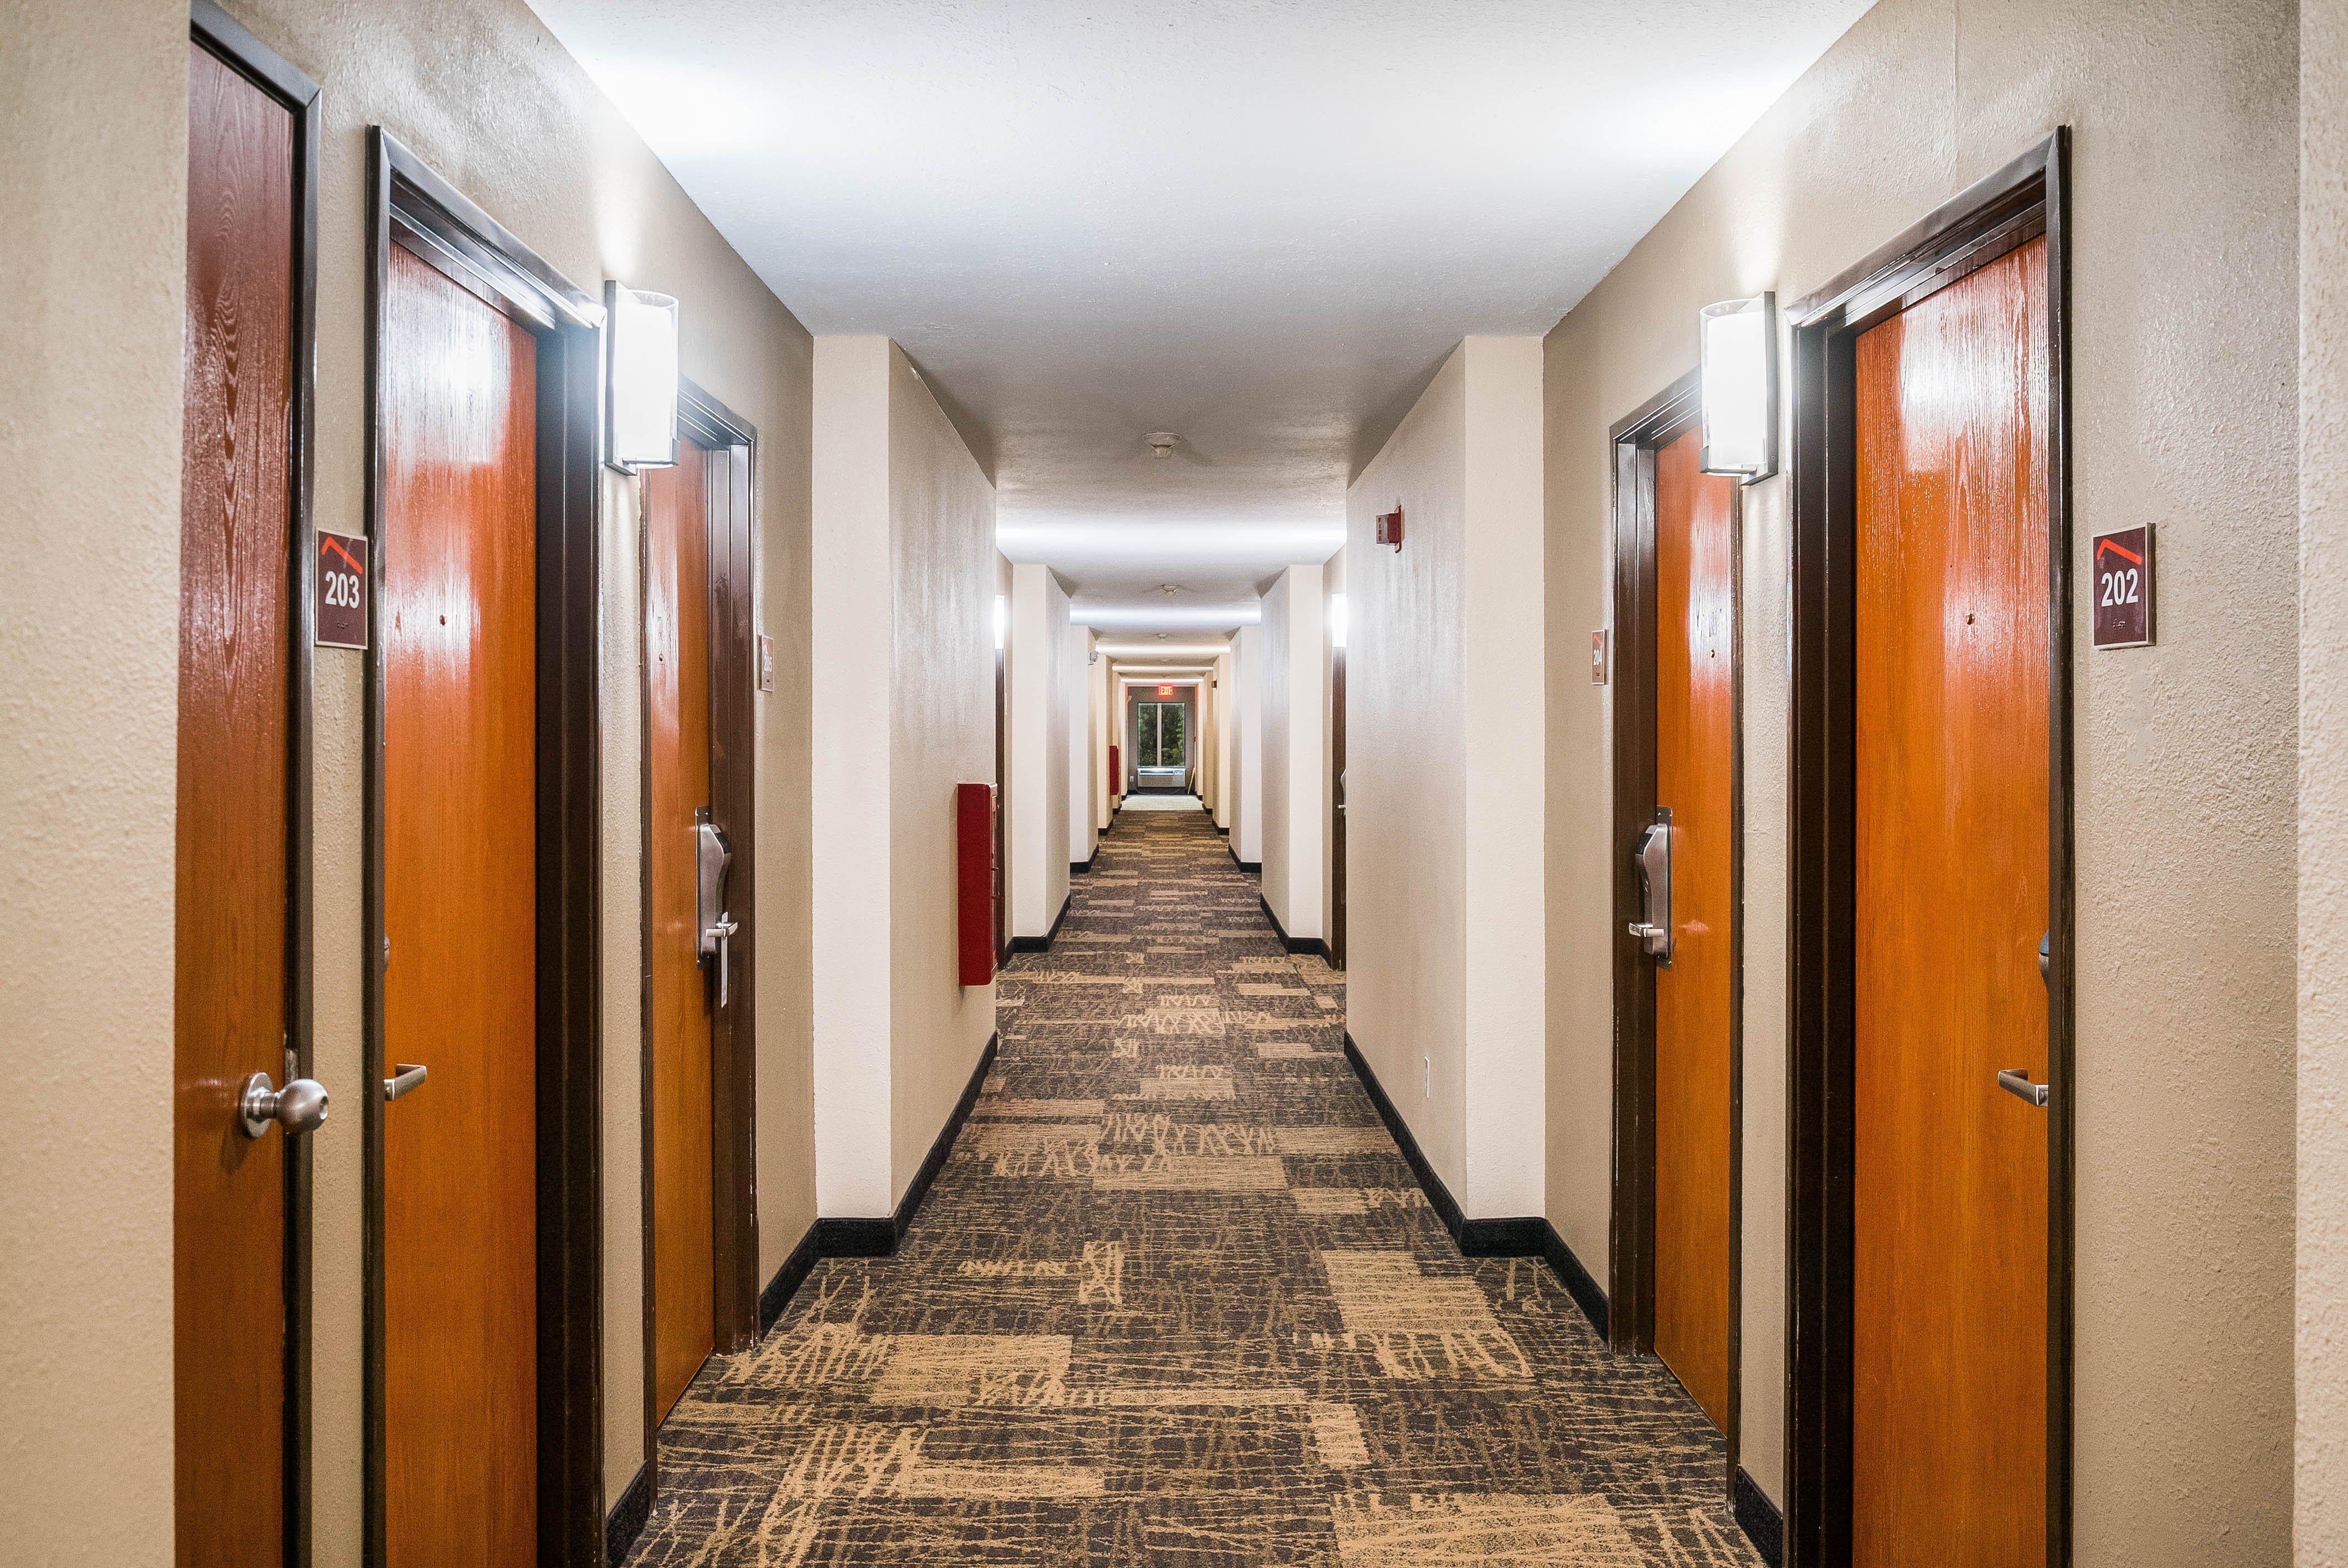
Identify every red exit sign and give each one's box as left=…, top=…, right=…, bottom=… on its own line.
left=1157, top=684, right=1174, bottom=697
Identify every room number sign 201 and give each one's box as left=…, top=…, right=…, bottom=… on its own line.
left=2091, top=525, right=2153, bottom=649
left=316, top=529, right=369, bottom=649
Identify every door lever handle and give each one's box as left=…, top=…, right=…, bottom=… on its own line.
left=703, top=917, right=739, bottom=1008
left=383, top=1062, right=429, bottom=1102
left=1996, top=1068, right=2050, bottom=1107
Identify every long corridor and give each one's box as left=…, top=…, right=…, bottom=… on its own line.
left=625, top=809, right=1754, bottom=1566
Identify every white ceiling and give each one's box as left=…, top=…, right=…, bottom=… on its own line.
left=532, top=0, right=1872, bottom=636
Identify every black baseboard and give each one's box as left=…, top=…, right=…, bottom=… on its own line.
left=605, top=1459, right=652, bottom=1564
left=756, top=1220, right=821, bottom=1334
left=807, top=1031, right=998, bottom=1261
left=1071, top=851, right=1096, bottom=873
left=1734, top=1467, right=1784, bottom=1566
left=1008, top=896, right=1073, bottom=954
left=1341, top=1033, right=1609, bottom=1339
left=1538, top=1220, right=1610, bottom=1339
left=1228, top=843, right=1261, bottom=872
left=1258, top=894, right=1329, bottom=958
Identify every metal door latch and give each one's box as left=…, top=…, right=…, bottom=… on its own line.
left=1997, top=1068, right=2051, bottom=1107
left=1628, top=808, right=1673, bottom=966
left=697, top=817, right=738, bottom=1008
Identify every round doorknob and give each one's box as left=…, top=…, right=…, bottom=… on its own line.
left=240, top=1071, right=331, bottom=1138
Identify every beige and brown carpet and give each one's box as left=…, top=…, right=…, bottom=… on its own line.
left=625, top=807, right=1758, bottom=1565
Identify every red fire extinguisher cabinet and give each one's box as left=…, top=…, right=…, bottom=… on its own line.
left=956, top=781, right=995, bottom=986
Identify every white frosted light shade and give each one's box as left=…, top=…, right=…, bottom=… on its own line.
left=1699, top=292, right=1776, bottom=481
left=994, top=594, right=1008, bottom=651
left=607, top=285, right=680, bottom=469
left=1329, top=592, right=1348, bottom=651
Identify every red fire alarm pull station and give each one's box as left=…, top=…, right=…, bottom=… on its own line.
left=955, top=782, right=995, bottom=986
left=2091, top=525, right=2153, bottom=648
left=1376, top=506, right=1404, bottom=550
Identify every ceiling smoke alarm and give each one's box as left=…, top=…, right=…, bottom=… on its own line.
left=1145, top=432, right=1179, bottom=459
left=1158, top=584, right=1180, bottom=597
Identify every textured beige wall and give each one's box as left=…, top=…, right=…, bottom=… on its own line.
left=1542, top=0, right=2298, bottom=1549
left=0, top=2, right=186, bottom=1560
left=1349, top=338, right=1546, bottom=1215
left=0, top=0, right=820, bottom=1548
left=1261, top=563, right=1327, bottom=941
left=2303, top=0, right=2348, bottom=1557
left=1350, top=345, right=1472, bottom=1185
left=886, top=341, right=998, bottom=1201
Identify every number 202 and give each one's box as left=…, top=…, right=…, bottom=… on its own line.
left=2099, top=568, right=2139, bottom=607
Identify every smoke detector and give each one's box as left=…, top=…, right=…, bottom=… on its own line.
left=1145, top=432, right=1179, bottom=460
left=1157, top=584, right=1180, bottom=598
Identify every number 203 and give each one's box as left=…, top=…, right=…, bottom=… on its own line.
left=323, top=570, right=361, bottom=608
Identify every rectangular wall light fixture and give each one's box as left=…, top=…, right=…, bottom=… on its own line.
left=1699, top=291, right=1777, bottom=482
left=605, top=281, right=680, bottom=471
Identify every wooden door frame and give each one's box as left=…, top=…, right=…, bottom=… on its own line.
left=1606, top=367, right=1745, bottom=1495
left=1781, top=127, right=2073, bottom=1568
left=361, top=126, right=607, bottom=1568
left=635, top=379, right=763, bottom=1503
left=186, top=6, right=320, bottom=1561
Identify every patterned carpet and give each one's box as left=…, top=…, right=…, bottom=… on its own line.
left=625, top=807, right=1758, bottom=1565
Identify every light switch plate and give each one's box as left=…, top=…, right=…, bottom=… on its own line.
left=1590, top=629, right=1609, bottom=685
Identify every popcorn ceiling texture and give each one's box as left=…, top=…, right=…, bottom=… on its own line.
left=624, top=809, right=1754, bottom=1565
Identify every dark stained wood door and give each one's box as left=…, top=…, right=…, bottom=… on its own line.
left=1330, top=649, right=1347, bottom=969
left=1851, top=236, right=2050, bottom=1568
left=177, top=39, right=295, bottom=1568
left=379, top=239, right=539, bottom=1568
left=1650, top=428, right=1735, bottom=1430
left=644, top=437, right=717, bottom=1421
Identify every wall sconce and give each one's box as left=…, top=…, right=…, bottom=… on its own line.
left=605, top=281, right=679, bottom=471
left=1329, top=592, right=1348, bottom=651
left=1699, top=291, right=1777, bottom=482
left=993, top=594, right=1008, bottom=652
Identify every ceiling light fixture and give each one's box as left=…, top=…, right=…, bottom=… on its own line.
left=1145, top=432, right=1178, bottom=460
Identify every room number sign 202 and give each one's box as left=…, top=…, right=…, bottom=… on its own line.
left=2090, top=525, right=2153, bottom=649
left=316, top=529, right=369, bottom=649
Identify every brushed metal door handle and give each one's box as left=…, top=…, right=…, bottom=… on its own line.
left=383, top=1062, right=429, bottom=1102
left=240, top=1071, right=329, bottom=1138
left=1997, top=1068, right=2050, bottom=1107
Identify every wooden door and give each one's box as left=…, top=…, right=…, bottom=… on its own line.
left=1650, top=429, right=1735, bottom=1430
left=645, top=437, right=717, bottom=1421
left=1851, top=236, right=2050, bottom=1567
left=379, top=239, right=540, bottom=1568
left=1330, top=650, right=1347, bottom=968
left=178, top=38, right=295, bottom=1567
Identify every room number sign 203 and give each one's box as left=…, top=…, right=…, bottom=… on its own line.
left=316, top=529, right=370, bottom=649
left=2090, top=525, right=2153, bottom=649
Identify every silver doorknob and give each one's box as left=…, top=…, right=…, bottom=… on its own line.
left=240, top=1071, right=330, bottom=1138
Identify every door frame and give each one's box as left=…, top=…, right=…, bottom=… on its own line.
left=1781, top=127, right=2074, bottom=1568
left=361, top=126, right=607, bottom=1568
left=1606, top=366, right=1745, bottom=1494
left=186, top=6, right=320, bottom=1561
left=635, top=378, right=763, bottom=1498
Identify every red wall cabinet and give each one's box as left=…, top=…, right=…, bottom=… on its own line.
left=956, top=781, right=995, bottom=986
